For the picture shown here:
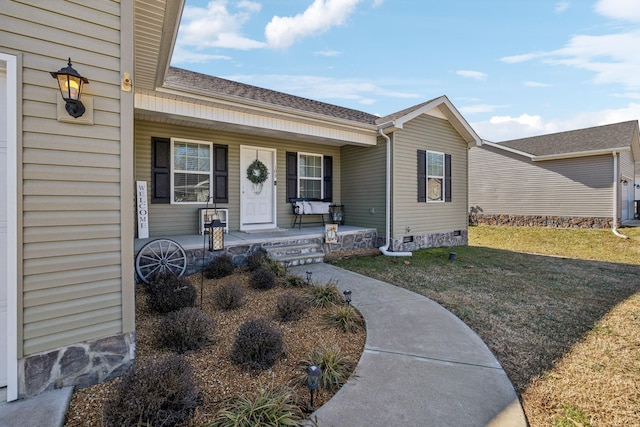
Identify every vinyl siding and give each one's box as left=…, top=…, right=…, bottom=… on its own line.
left=1, top=0, right=129, bottom=356
left=340, top=139, right=386, bottom=233
left=135, top=120, right=341, bottom=236
left=469, top=145, right=613, bottom=217
left=392, top=115, right=469, bottom=237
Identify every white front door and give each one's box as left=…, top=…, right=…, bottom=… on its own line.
left=240, top=147, right=277, bottom=230
left=0, top=61, right=9, bottom=388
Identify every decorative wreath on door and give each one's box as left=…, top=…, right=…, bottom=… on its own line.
left=246, top=159, right=269, bottom=184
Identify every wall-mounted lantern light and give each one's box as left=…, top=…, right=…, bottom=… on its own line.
left=50, top=58, right=89, bottom=118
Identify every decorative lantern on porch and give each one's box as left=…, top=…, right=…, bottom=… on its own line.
left=208, top=214, right=225, bottom=251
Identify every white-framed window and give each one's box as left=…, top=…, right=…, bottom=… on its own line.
left=298, top=152, right=323, bottom=199
left=427, top=151, right=444, bottom=202
left=171, top=138, right=212, bottom=204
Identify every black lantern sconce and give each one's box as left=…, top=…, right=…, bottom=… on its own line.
left=306, top=364, right=322, bottom=409
left=208, top=214, right=225, bottom=251
left=343, top=289, right=352, bottom=306
left=50, top=58, right=89, bottom=118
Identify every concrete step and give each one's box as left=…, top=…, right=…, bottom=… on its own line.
left=264, top=242, right=324, bottom=266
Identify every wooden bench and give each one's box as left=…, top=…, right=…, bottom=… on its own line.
left=289, top=198, right=331, bottom=229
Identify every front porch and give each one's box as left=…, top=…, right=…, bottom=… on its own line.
left=134, top=225, right=380, bottom=277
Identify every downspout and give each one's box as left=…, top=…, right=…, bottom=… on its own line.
left=378, top=128, right=413, bottom=256
left=612, top=151, right=629, bottom=239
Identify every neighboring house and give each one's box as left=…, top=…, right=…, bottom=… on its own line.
left=469, top=121, right=640, bottom=229
left=1, top=0, right=480, bottom=401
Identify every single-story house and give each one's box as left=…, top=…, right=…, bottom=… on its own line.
left=469, top=120, right=640, bottom=229
left=1, top=0, right=480, bottom=400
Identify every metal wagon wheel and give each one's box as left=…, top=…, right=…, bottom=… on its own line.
left=135, top=239, right=187, bottom=284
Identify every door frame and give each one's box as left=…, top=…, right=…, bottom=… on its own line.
left=239, top=146, right=277, bottom=231
left=1, top=52, right=18, bottom=402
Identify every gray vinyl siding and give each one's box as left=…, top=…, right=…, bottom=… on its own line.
left=469, top=145, right=613, bottom=217
left=340, top=139, right=386, bottom=233
left=392, top=115, right=469, bottom=237
left=620, top=151, right=634, bottom=179
left=135, top=120, right=341, bottom=236
left=2, top=1, right=129, bottom=356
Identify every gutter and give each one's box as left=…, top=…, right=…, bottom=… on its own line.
left=377, top=127, right=413, bottom=257
left=611, top=151, right=629, bottom=239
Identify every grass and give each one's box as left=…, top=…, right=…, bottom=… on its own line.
left=330, top=225, right=640, bottom=426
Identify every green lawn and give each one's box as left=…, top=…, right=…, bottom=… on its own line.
left=330, top=225, right=640, bottom=426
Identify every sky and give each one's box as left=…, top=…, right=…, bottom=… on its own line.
left=171, top=0, right=640, bottom=142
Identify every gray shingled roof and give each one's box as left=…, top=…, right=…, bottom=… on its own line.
left=496, top=120, right=639, bottom=156
left=167, top=67, right=381, bottom=124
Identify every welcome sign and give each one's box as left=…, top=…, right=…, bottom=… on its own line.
left=136, top=181, right=149, bottom=239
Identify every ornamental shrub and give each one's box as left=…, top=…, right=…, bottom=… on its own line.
left=212, top=279, right=246, bottom=310
left=246, top=249, right=268, bottom=271
left=210, top=386, right=303, bottom=427
left=275, top=291, right=308, bottom=322
left=249, top=266, right=277, bottom=290
left=304, top=281, right=342, bottom=308
left=146, top=272, right=196, bottom=314
left=230, top=318, right=283, bottom=370
left=324, top=305, right=365, bottom=333
left=158, top=307, right=214, bottom=353
left=298, top=347, right=356, bottom=392
left=204, top=253, right=235, bottom=279
left=102, top=354, right=200, bottom=427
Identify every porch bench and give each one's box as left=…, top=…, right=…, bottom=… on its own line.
left=289, top=198, right=331, bottom=229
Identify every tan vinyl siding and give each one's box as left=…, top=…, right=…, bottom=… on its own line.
left=469, top=146, right=613, bottom=217
left=340, top=140, right=386, bottom=232
left=2, top=1, right=128, bottom=356
left=620, top=151, right=634, bottom=179
left=135, top=120, right=341, bottom=236
left=392, top=115, right=469, bottom=237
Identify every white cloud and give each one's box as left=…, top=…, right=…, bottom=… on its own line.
left=177, top=0, right=265, bottom=50
left=555, top=2, right=570, bottom=13
left=500, top=52, right=547, bottom=63
left=171, top=46, right=232, bottom=64
left=471, top=103, right=640, bottom=141
left=595, top=0, right=640, bottom=22
left=265, top=0, right=363, bottom=49
left=372, top=0, right=384, bottom=7
left=456, top=70, right=488, bottom=81
left=221, top=73, right=419, bottom=106
left=524, top=81, right=551, bottom=87
left=314, top=49, right=341, bottom=57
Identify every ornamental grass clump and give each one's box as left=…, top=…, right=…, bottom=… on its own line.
left=231, top=317, right=283, bottom=370
left=304, top=281, right=342, bottom=308
left=146, top=272, right=196, bottom=314
left=210, top=386, right=303, bottom=427
left=212, top=279, right=245, bottom=310
left=102, top=354, right=200, bottom=427
left=204, top=253, right=235, bottom=279
left=158, top=307, right=214, bottom=353
left=246, top=249, right=268, bottom=271
left=324, top=305, right=365, bottom=333
left=283, top=274, right=307, bottom=288
left=275, top=291, right=308, bottom=322
left=249, top=266, right=277, bottom=290
left=299, top=347, right=355, bottom=392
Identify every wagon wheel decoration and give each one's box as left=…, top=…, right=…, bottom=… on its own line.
left=135, top=239, right=187, bottom=284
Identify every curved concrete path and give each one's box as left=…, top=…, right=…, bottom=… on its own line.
left=291, top=263, right=527, bottom=427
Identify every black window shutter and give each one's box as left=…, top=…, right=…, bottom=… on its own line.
left=323, top=155, right=333, bottom=202
left=444, top=154, right=452, bottom=202
left=151, top=137, right=170, bottom=203
left=213, top=144, right=228, bottom=203
left=417, top=150, right=426, bottom=202
left=286, top=152, right=298, bottom=201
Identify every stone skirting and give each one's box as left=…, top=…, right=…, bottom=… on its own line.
left=18, top=332, right=135, bottom=398
left=389, top=230, right=468, bottom=253
left=181, top=229, right=379, bottom=273
left=473, top=214, right=613, bottom=229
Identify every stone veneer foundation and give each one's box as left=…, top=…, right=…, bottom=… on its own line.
left=473, top=214, right=612, bottom=229
left=389, top=230, right=468, bottom=253
left=18, top=332, right=135, bottom=398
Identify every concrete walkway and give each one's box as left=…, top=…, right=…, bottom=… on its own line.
left=1, top=263, right=527, bottom=427
left=290, top=263, right=527, bottom=427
